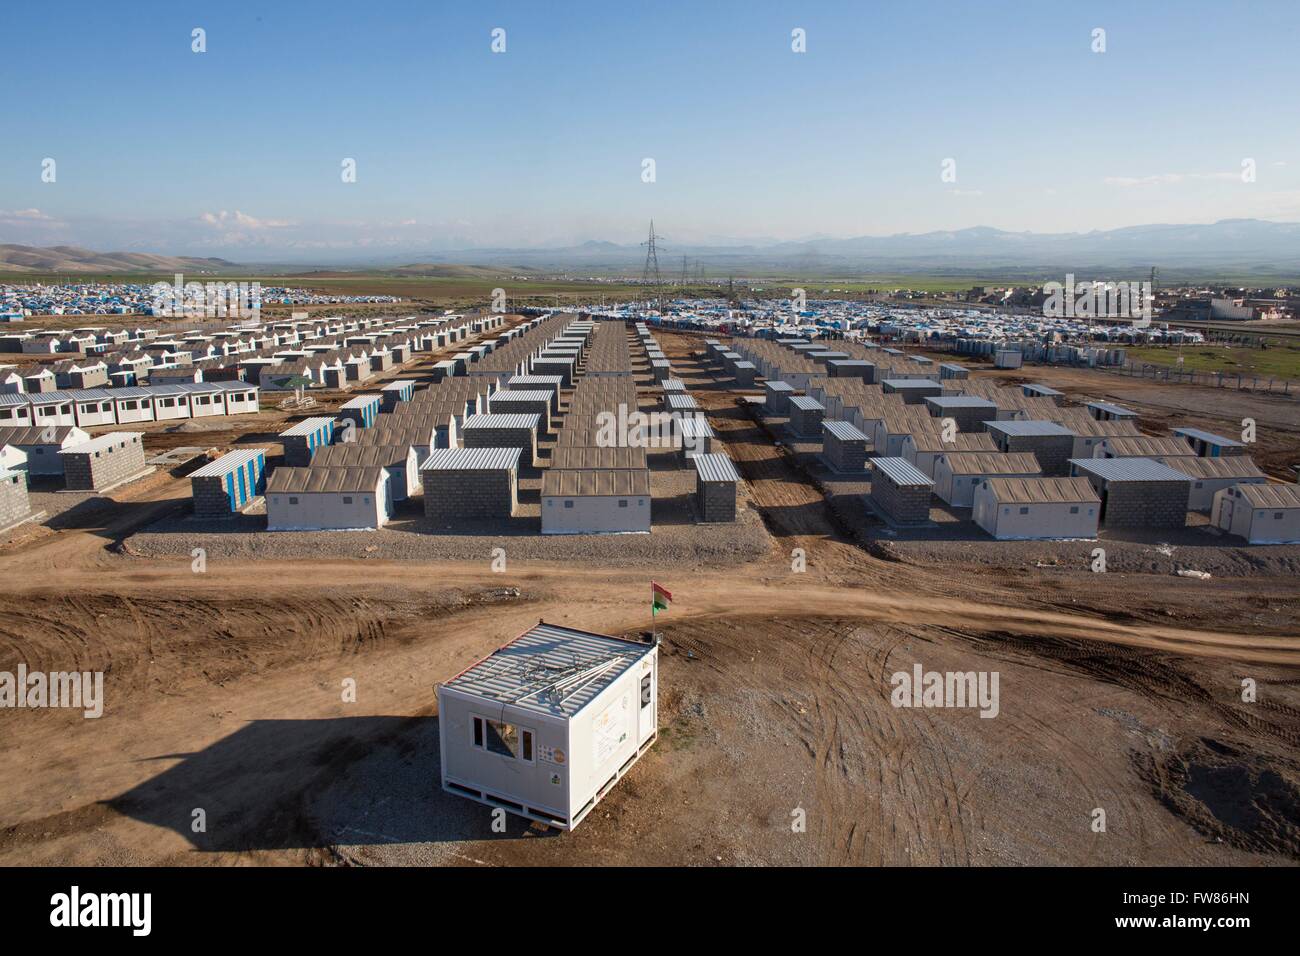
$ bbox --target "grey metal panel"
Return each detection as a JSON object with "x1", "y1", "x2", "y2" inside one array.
[
  {"x1": 872, "y1": 456, "x2": 934, "y2": 487},
  {"x1": 461, "y1": 413, "x2": 542, "y2": 430},
  {"x1": 420, "y1": 447, "x2": 522, "y2": 471},
  {"x1": 443, "y1": 622, "x2": 653, "y2": 718},
  {"x1": 822, "y1": 420, "x2": 869, "y2": 442},
  {"x1": 986, "y1": 419, "x2": 1074, "y2": 437},
  {"x1": 1069, "y1": 457, "x2": 1193, "y2": 482},
  {"x1": 693, "y1": 453, "x2": 740, "y2": 483}
]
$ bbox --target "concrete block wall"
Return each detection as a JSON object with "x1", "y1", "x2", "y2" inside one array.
[
  {"x1": 871, "y1": 476, "x2": 931, "y2": 525},
  {"x1": 192, "y1": 475, "x2": 237, "y2": 516},
  {"x1": 1101, "y1": 481, "x2": 1188, "y2": 529},
  {"x1": 0, "y1": 472, "x2": 32, "y2": 529},
  {"x1": 62, "y1": 436, "x2": 148, "y2": 491},
  {"x1": 488, "y1": 399, "x2": 552, "y2": 435},
  {"x1": 422, "y1": 468, "x2": 517, "y2": 520},
  {"x1": 696, "y1": 479, "x2": 736, "y2": 522},
  {"x1": 461, "y1": 425, "x2": 539, "y2": 467},
  {"x1": 789, "y1": 403, "x2": 824, "y2": 437},
  {"x1": 823, "y1": 430, "x2": 867, "y2": 473},
  {"x1": 1005, "y1": 433, "x2": 1075, "y2": 477},
  {"x1": 281, "y1": 435, "x2": 317, "y2": 467}
]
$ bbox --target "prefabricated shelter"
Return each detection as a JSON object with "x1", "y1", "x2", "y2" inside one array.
[
  {"x1": 821, "y1": 420, "x2": 869, "y2": 474},
  {"x1": 460, "y1": 413, "x2": 541, "y2": 467},
  {"x1": 972, "y1": 477, "x2": 1100, "y2": 540},
  {"x1": 190, "y1": 448, "x2": 269, "y2": 516},
  {"x1": 0, "y1": 394, "x2": 34, "y2": 428},
  {"x1": 487, "y1": 390, "x2": 554, "y2": 435},
  {"x1": 1212, "y1": 483, "x2": 1300, "y2": 544},
  {"x1": 541, "y1": 468, "x2": 651, "y2": 534},
  {"x1": 1171, "y1": 427, "x2": 1246, "y2": 458},
  {"x1": 1021, "y1": 383, "x2": 1064, "y2": 404},
  {"x1": 693, "y1": 452, "x2": 740, "y2": 523},
  {"x1": 994, "y1": 349, "x2": 1023, "y2": 369},
  {"x1": 437, "y1": 621, "x2": 658, "y2": 831},
  {"x1": 1171, "y1": 456, "x2": 1268, "y2": 512},
  {"x1": 1068, "y1": 457, "x2": 1191, "y2": 529},
  {"x1": 826, "y1": 360, "x2": 876, "y2": 383},
  {"x1": 59, "y1": 432, "x2": 149, "y2": 491},
  {"x1": 1096, "y1": 436, "x2": 1196, "y2": 462},
  {"x1": 787, "y1": 396, "x2": 825, "y2": 438},
  {"x1": 0, "y1": 443, "x2": 27, "y2": 477},
  {"x1": 676, "y1": 415, "x2": 714, "y2": 459},
  {"x1": 900, "y1": 430, "x2": 997, "y2": 478},
  {"x1": 882, "y1": 379, "x2": 943, "y2": 404},
  {"x1": 984, "y1": 420, "x2": 1077, "y2": 476},
  {"x1": 311, "y1": 443, "x2": 420, "y2": 501},
  {"x1": 0, "y1": 425, "x2": 90, "y2": 476},
  {"x1": 933, "y1": 452, "x2": 1041, "y2": 507},
  {"x1": 764, "y1": 380, "x2": 796, "y2": 415},
  {"x1": 925, "y1": 396, "x2": 999, "y2": 433},
  {"x1": 265, "y1": 465, "x2": 390, "y2": 530},
  {"x1": 0, "y1": 469, "x2": 33, "y2": 531},
  {"x1": 339, "y1": 394, "x2": 382, "y2": 430},
  {"x1": 279, "y1": 417, "x2": 336, "y2": 467},
  {"x1": 420, "y1": 447, "x2": 521, "y2": 522},
  {"x1": 868, "y1": 457, "x2": 933, "y2": 525},
  {"x1": 380, "y1": 379, "x2": 416, "y2": 411},
  {"x1": 1086, "y1": 401, "x2": 1139, "y2": 422}
]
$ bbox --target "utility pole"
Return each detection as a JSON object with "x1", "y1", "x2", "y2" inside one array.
[{"x1": 640, "y1": 220, "x2": 663, "y2": 299}]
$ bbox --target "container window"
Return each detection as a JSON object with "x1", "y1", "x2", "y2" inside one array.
[
  {"x1": 343, "y1": 496, "x2": 353, "y2": 505},
  {"x1": 485, "y1": 720, "x2": 518, "y2": 758},
  {"x1": 472, "y1": 716, "x2": 483, "y2": 748},
  {"x1": 521, "y1": 729, "x2": 534, "y2": 762},
  {"x1": 641, "y1": 673, "x2": 652, "y2": 708}
]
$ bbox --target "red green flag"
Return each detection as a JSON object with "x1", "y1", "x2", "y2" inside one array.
[{"x1": 651, "y1": 582, "x2": 672, "y2": 616}]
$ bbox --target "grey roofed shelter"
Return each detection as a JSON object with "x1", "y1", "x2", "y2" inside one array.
[
  {"x1": 1069, "y1": 456, "x2": 1191, "y2": 529},
  {"x1": 869, "y1": 456, "x2": 933, "y2": 526},
  {"x1": 821, "y1": 419, "x2": 869, "y2": 474},
  {"x1": 549, "y1": 446, "x2": 648, "y2": 470},
  {"x1": 694, "y1": 452, "x2": 740, "y2": 523},
  {"x1": 437, "y1": 621, "x2": 658, "y2": 831},
  {"x1": 420, "y1": 446, "x2": 522, "y2": 521}
]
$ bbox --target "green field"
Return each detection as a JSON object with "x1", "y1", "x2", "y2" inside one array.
[{"x1": 1124, "y1": 344, "x2": 1300, "y2": 380}]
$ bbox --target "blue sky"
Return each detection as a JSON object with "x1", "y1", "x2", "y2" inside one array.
[{"x1": 1, "y1": 0, "x2": 1297, "y2": 260}]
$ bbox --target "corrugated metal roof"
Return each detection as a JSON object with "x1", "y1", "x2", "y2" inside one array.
[
  {"x1": 1086, "y1": 401, "x2": 1138, "y2": 416},
  {"x1": 60, "y1": 432, "x2": 144, "y2": 456},
  {"x1": 541, "y1": 468, "x2": 650, "y2": 497},
  {"x1": 984, "y1": 477, "x2": 1100, "y2": 504},
  {"x1": 279, "y1": 416, "x2": 337, "y2": 437},
  {"x1": 420, "y1": 447, "x2": 522, "y2": 471},
  {"x1": 0, "y1": 425, "x2": 85, "y2": 445},
  {"x1": 1232, "y1": 483, "x2": 1300, "y2": 509},
  {"x1": 678, "y1": 416, "x2": 714, "y2": 438},
  {"x1": 442, "y1": 622, "x2": 654, "y2": 718},
  {"x1": 789, "y1": 396, "x2": 825, "y2": 411},
  {"x1": 1069, "y1": 457, "x2": 1192, "y2": 482},
  {"x1": 871, "y1": 457, "x2": 933, "y2": 487},
  {"x1": 693, "y1": 453, "x2": 740, "y2": 483},
  {"x1": 266, "y1": 465, "x2": 384, "y2": 494},
  {"x1": 765, "y1": 381, "x2": 795, "y2": 393},
  {"x1": 882, "y1": 379, "x2": 941, "y2": 389},
  {"x1": 1172, "y1": 426, "x2": 1244, "y2": 448},
  {"x1": 823, "y1": 419, "x2": 868, "y2": 442},
  {"x1": 925, "y1": 396, "x2": 998, "y2": 409},
  {"x1": 549, "y1": 446, "x2": 648, "y2": 470},
  {"x1": 489, "y1": 390, "x2": 553, "y2": 403},
  {"x1": 461, "y1": 413, "x2": 541, "y2": 431},
  {"x1": 310, "y1": 444, "x2": 411, "y2": 468},
  {"x1": 986, "y1": 419, "x2": 1074, "y2": 437},
  {"x1": 189, "y1": 448, "x2": 269, "y2": 478},
  {"x1": 938, "y1": 452, "x2": 1041, "y2": 475},
  {"x1": 380, "y1": 379, "x2": 416, "y2": 391},
  {"x1": 1168, "y1": 456, "x2": 1265, "y2": 479},
  {"x1": 1102, "y1": 436, "x2": 1196, "y2": 458},
  {"x1": 906, "y1": 431, "x2": 997, "y2": 453},
  {"x1": 340, "y1": 394, "x2": 382, "y2": 409},
  {"x1": 665, "y1": 394, "x2": 699, "y2": 410}
]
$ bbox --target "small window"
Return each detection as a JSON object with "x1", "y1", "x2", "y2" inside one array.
[
  {"x1": 1275, "y1": 512, "x2": 1284, "y2": 520},
  {"x1": 641, "y1": 673, "x2": 652, "y2": 708},
  {"x1": 472, "y1": 716, "x2": 483, "y2": 748},
  {"x1": 564, "y1": 500, "x2": 574, "y2": 509},
  {"x1": 521, "y1": 729, "x2": 534, "y2": 762},
  {"x1": 1019, "y1": 507, "x2": 1029, "y2": 515},
  {"x1": 289, "y1": 496, "x2": 299, "y2": 505},
  {"x1": 618, "y1": 499, "x2": 628, "y2": 508},
  {"x1": 343, "y1": 496, "x2": 353, "y2": 504},
  {"x1": 1069, "y1": 505, "x2": 1079, "y2": 514},
  {"x1": 484, "y1": 720, "x2": 518, "y2": 758}
]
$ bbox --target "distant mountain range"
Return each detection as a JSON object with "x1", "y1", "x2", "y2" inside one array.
[
  {"x1": 395, "y1": 220, "x2": 1300, "y2": 277},
  {"x1": 3, "y1": 220, "x2": 1299, "y2": 278},
  {"x1": 0, "y1": 244, "x2": 236, "y2": 274}
]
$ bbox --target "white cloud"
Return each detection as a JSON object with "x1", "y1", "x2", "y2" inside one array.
[{"x1": 1103, "y1": 171, "x2": 1240, "y2": 187}]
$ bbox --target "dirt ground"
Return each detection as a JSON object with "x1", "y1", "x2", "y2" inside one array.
[{"x1": 0, "y1": 328, "x2": 1297, "y2": 867}]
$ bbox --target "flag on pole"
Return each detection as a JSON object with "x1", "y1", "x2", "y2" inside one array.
[{"x1": 651, "y1": 582, "x2": 672, "y2": 616}]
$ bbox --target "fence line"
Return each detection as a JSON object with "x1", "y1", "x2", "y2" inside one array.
[{"x1": 1105, "y1": 362, "x2": 1296, "y2": 397}]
